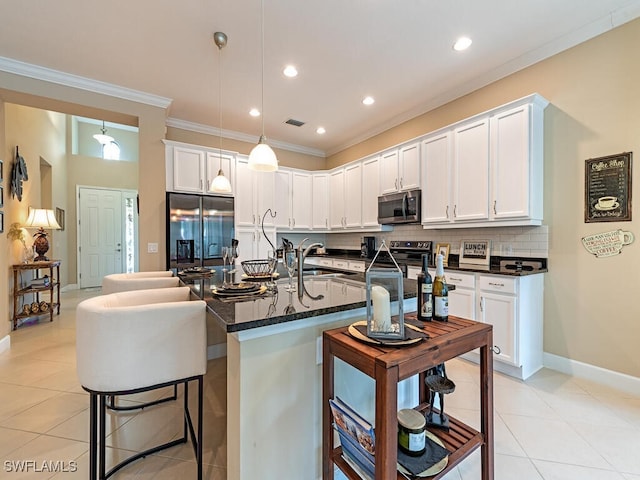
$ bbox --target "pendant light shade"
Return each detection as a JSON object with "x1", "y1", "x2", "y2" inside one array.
[
  {"x1": 93, "y1": 121, "x2": 114, "y2": 145},
  {"x1": 248, "y1": 0, "x2": 278, "y2": 172},
  {"x1": 249, "y1": 135, "x2": 278, "y2": 171},
  {"x1": 209, "y1": 31, "x2": 233, "y2": 193}
]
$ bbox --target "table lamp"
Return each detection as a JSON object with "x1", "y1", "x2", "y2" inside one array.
[{"x1": 24, "y1": 207, "x2": 61, "y2": 261}]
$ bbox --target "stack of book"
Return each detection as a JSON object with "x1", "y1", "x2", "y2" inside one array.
[{"x1": 329, "y1": 397, "x2": 375, "y2": 480}]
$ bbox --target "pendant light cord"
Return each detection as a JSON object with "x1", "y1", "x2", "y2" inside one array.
[
  {"x1": 260, "y1": 0, "x2": 265, "y2": 138},
  {"x1": 219, "y1": 40, "x2": 223, "y2": 170}
]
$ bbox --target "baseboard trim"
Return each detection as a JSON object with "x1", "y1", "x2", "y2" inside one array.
[
  {"x1": 544, "y1": 352, "x2": 640, "y2": 396},
  {"x1": 61, "y1": 284, "x2": 78, "y2": 292},
  {"x1": 0, "y1": 335, "x2": 10, "y2": 354},
  {"x1": 207, "y1": 343, "x2": 227, "y2": 360}
]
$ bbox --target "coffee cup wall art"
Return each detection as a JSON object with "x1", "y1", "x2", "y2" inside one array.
[{"x1": 585, "y1": 152, "x2": 632, "y2": 223}]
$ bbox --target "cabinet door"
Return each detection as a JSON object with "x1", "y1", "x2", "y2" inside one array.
[
  {"x1": 449, "y1": 288, "x2": 476, "y2": 320},
  {"x1": 361, "y1": 157, "x2": 380, "y2": 227},
  {"x1": 399, "y1": 142, "x2": 420, "y2": 191},
  {"x1": 256, "y1": 171, "x2": 275, "y2": 226},
  {"x1": 256, "y1": 226, "x2": 277, "y2": 259},
  {"x1": 329, "y1": 169, "x2": 345, "y2": 228},
  {"x1": 173, "y1": 146, "x2": 205, "y2": 193},
  {"x1": 235, "y1": 159, "x2": 257, "y2": 227},
  {"x1": 274, "y1": 170, "x2": 292, "y2": 229},
  {"x1": 453, "y1": 119, "x2": 490, "y2": 221},
  {"x1": 312, "y1": 174, "x2": 330, "y2": 229},
  {"x1": 344, "y1": 163, "x2": 362, "y2": 228},
  {"x1": 291, "y1": 171, "x2": 312, "y2": 229},
  {"x1": 490, "y1": 104, "x2": 531, "y2": 220},
  {"x1": 380, "y1": 149, "x2": 399, "y2": 194},
  {"x1": 206, "y1": 152, "x2": 235, "y2": 195},
  {"x1": 235, "y1": 228, "x2": 258, "y2": 264},
  {"x1": 422, "y1": 133, "x2": 451, "y2": 224},
  {"x1": 479, "y1": 292, "x2": 517, "y2": 366}
]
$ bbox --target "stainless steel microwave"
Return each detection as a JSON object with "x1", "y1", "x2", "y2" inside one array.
[{"x1": 377, "y1": 189, "x2": 421, "y2": 224}]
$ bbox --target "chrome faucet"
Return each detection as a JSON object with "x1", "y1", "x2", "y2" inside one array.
[{"x1": 297, "y1": 237, "x2": 324, "y2": 294}]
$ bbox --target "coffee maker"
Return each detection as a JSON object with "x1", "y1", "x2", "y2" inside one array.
[{"x1": 361, "y1": 236, "x2": 376, "y2": 258}]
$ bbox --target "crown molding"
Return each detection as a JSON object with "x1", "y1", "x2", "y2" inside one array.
[
  {"x1": 166, "y1": 117, "x2": 326, "y2": 158},
  {"x1": 0, "y1": 56, "x2": 172, "y2": 109}
]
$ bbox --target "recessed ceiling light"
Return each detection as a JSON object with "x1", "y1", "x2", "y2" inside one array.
[
  {"x1": 283, "y1": 65, "x2": 298, "y2": 78},
  {"x1": 453, "y1": 37, "x2": 472, "y2": 51},
  {"x1": 316, "y1": 127, "x2": 326, "y2": 134},
  {"x1": 362, "y1": 96, "x2": 375, "y2": 106},
  {"x1": 249, "y1": 108, "x2": 260, "y2": 117}
]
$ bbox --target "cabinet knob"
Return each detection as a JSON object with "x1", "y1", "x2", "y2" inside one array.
[
  {"x1": 395, "y1": 178, "x2": 398, "y2": 189},
  {"x1": 491, "y1": 345, "x2": 502, "y2": 355},
  {"x1": 454, "y1": 205, "x2": 457, "y2": 218},
  {"x1": 446, "y1": 205, "x2": 449, "y2": 219},
  {"x1": 400, "y1": 178, "x2": 403, "y2": 189},
  {"x1": 493, "y1": 200, "x2": 497, "y2": 215}
]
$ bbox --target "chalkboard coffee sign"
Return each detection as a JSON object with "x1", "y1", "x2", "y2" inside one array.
[{"x1": 585, "y1": 152, "x2": 632, "y2": 223}]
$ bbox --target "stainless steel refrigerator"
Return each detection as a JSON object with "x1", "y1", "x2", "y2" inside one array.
[{"x1": 166, "y1": 192, "x2": 235, "y2": 271}]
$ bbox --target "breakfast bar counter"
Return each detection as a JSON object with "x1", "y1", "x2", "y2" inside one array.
[{"x1": 181, "y1": 269, "x2": 419, "y2": 479}]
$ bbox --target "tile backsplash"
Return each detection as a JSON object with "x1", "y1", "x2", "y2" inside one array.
[{"x1": 322, "y1": 224, "x2": 549, "y2": 258}]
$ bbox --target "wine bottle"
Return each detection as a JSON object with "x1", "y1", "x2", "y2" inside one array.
[
  {"x1": 433, "y1": 253, "x2": 449, "y2": 322},
  {"x1": 416, "y1": 254, "x2": 433, "y2": 322}
]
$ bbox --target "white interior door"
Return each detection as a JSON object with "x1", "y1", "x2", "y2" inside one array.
[{"x1": 78, "y1": 187, "x2": 123, "y2": 288}]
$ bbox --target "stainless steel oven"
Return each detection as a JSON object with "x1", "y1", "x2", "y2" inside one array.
[{"x1": 377, "y1": 189, "x2": 421, "y2": 225}]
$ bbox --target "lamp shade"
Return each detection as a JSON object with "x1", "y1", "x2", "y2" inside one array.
[
  {"x1": 210, "y1": 169, "x2": 232, "y2": 193},
  {"x1": 248, "y1": 135, "x2": 278, "y2": 172},
  {"x1": 24, "y1": 208, "x2": 61, "y2": 230}
]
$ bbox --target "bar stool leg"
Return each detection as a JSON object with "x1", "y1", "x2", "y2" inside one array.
[{"x1": 89, "y1": 393, "x2": 97, "y2": 480}]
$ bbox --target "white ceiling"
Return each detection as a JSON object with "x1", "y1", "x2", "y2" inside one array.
[{"x1": 1, "y1": 0, "x2": 640, "y2": 157}]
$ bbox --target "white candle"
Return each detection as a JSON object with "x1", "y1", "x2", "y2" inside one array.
[{"x1": 371, "y1": 285, "x2": 391, "y2": 332}]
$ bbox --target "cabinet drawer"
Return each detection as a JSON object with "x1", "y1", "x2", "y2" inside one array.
[
  {"x1": 317, "y1": 258, "x2": 333, "y2": 268},
  {"x1": 445, "y1": 271, "x2": 475, "y2": 289},
  {"x1": 332, "y1": 260, "x2": 349, "y2": 270},
  {"x1": 348, "y1": 261, "x2": 365, "y2": 272},
  {"x1": 479, "y1": 275, "x2": 517, "y2": 294}
]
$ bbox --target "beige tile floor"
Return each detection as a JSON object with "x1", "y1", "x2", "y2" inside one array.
[{"x1": 2, "y1": 289, "x2": 640, "y2": 479}]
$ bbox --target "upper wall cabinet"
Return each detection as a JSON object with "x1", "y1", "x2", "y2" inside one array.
[
  {"x1": 380, "y1": 142, "x2": 421, "y2": 194},
  {"x1": 361, "y1": 156, "x2": 380, "y2": 227},
  {"x1": 165, "y1": 140, "x2": 235, "y2": 196},
  {"x1": 421, "y1": 94, "x2": 548, "y2": 228},
  {"x1": 312, "y1": 173, "x2": 330, "y2": 230},
  {"x1": 274, "y1": 168, "x2": 313, "y2": 230},
  {"x1": 235, "y1": 155, "x2": 275, "y2": 228}
]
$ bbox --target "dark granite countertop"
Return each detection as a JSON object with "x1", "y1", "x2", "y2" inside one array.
[
  {"x1": 309, "y1": 250, "x2": 548, "y2": 276},
  {"x1": 181, "y1": 267, "x2": 418, "y2": 333}
]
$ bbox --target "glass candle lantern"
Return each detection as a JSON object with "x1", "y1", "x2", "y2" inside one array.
[{"x1": 365, "y1": 240, "x2": 405, "y2": 340}]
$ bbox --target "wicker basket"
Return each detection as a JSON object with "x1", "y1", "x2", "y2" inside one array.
[{"x1": 241, "y1": 258, "x2": 277, "y2": 277}]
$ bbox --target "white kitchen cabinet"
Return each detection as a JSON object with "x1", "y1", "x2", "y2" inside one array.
[
  {"x1": 312, "y1": 173, "x2": 330, "y2": 230},
  {"x1": 452, "y1": 118, "x2": 490, "y2": 222},
  {"x1": 330, "y1": 164, "x2": 362, "y2": 229},
  {"x1": 445, "y1": 270, "x2": 476, "y2": 320},
  {"x1": 235, "y1": 226, "x2": 276, "y2": 265},
  {"x1": 165, "y1": 141, "x2": 235, "y2": 196},
  {"x1": 344, "y1": 163, "x2": 363, "y2": 228},
  {"x1": 206, "y1": 152, "x2": 235, "y2": 195},
  {"x1": 380, "y1": 142, "x2": 420, "y2": 195},
  {"x1": 470, "y1": 273, "x2": 544, "y2": 380},
  {"x1": 361, "y1": 156, "x2": 380, "y2": 227},
  {"x1": 235, "y1": 155, "x2": 275, "y2": 228},
  {"x1": 490, "y1": 98, "x2": 546, "y2": 223},
  {"x1": 422, "y1": 94, "x2": 548, "y2": 229},
  {"x1": 291, "y1": 171, "x2": 313, "y2": 229},
  {"x1": 329, "y1": 169, "x2": 345, "y2": 229},
  {"x1": 421, "y1": 132, "x2": 452, "y2": 224},
  {"x1": 273, "y1": 169, "x2": 312, "y2": 230}
]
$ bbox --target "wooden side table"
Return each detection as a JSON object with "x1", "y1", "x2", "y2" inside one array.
[
  {"x1": 322, "y1": 315, "x2": 494, "y2": 480},
  {"x1": 12, "y1": 260, "x2": 61, "y2": 330}
]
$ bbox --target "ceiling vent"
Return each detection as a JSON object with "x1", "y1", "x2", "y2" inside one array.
[{"x1": 285, "y1": 118, "x2": 305, "y2": 127}]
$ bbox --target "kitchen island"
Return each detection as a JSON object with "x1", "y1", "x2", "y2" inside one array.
[{"x1": 182, "y1": 269, "x2": 418, "y2": 480}]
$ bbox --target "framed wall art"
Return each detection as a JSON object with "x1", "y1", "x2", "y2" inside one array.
[
  {"x1": 585, "y1": 152, "x2": 632, "y2": 223},
  {"x1": 0, "y1": 211, "x2": 3, "y2": 234},
  {"x1": 435, "y1": 243, "x2": 450, "y2": 266},
  {"x1": 55, "y1": 207, "x2": 65, "y2": 231},
  {"x1": 0, "y1": 185, "x2": 3, "y2": 208}
]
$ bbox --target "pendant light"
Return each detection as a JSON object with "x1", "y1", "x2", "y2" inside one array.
[
  {"x1": 248, "y1": 0, "x2": 278, "y2": 172},
  {"x1": 210, "y1": 31, "x2": 233, "y2": 193},
  {"x1": 93, "y1": 121, "x2": 114, "y2": 145}
]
